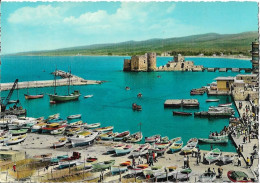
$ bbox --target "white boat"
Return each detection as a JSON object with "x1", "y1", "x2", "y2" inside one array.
[
  {"x1": 5, "y1": 134, "x2": 27, "y2": 145},
  {"x1": 0, "y1": 133, "x2": 12, "y2": 143},
  {"x1": 209, "y1": 133, "x2": 229, "y2": 139},
  {"x1": 31, "y1": 122, "x2": 47, "y2": 133},
  {"x1": 48, "y1": 113, "x2": 60, "y2": 120},
  {"x1": 125, "y1": 132, "x2": 143, "y2": 143},
  {"x1": 9, "y1": 117, "x2": 38, "y2": 130},
  {"x1": 67, "y1": 114, "x2": 82, "y2": 119},
  {"x1": 174, "y1": 169, "x2": 192, "y2": 181},
  {"x1": 145, "y1": 134, "x2": 161, "y2": 143},
  {"x1": 199, "y1": 172, "x2": 217, "y2": 182},
  {"x1": 99, "y1": 132, "x2": 118, "y2": 140},
  {"x1": 94, "y1": 126, "x2": 114, "y2": 133},
  {"x1": 67, "y1": 120, "x2": 83, "y2": 127},
  {"x1": 206, "y1": 99, "x2": 220, "y2": 102},
  {"x1": 128, "y1": 164, "x2": 149, "y2": 175},
  {"x1": 218, "y1": 103, "x2": 232, "y2": 107},
  {"x1": 70, "y1": 131, "x2": 99, "y2": 147},
  {"x1": 131, "y1": 143, "x2": 151, "y2": 157},
  {"x1": 107, "y1": 144, "x2": 125, "y2": 154},
  {"x1": 143, "y1": 166, "x2": 164, "y2": 177},
  {"x1": 53, "y1": 137, "x2": 67, "y2": 148},
  {"x1": 84, "y1": 95, "x2": 93, "y2": 98},
  {"x1": 50, "y1": 126, "x2": 66, "y2": 135},
  {"x1": 219, "y1": 154, "x2": 234, "y2": 164},
  {"x1": 114, "y1": 144, "x2": 133, "y2": 155},
  {"x1": 83, "y1": 123, "x2": 101, "y2": 129},
  {"x1": 181, "y1": 142, "x2": 197, "y2": 154},
  {"x1": 205, "y1": 148, "x2": 222, "y2": 164}
]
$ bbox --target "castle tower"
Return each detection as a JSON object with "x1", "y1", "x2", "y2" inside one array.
[
  {"x1": 147, "y1": 52, "x2": 157, "y2": 71},
  {"x1": 251, "y1": 41, "x2": 259, "y2": 74}
]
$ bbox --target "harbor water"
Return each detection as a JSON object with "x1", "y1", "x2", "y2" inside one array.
[{"x1": 1, "y1": 56, "x2": 252, "y2": 152}]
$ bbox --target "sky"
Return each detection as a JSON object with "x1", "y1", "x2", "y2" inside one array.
[{"x1": 1, "y1": 1, "x2": 259, "y2": 54}]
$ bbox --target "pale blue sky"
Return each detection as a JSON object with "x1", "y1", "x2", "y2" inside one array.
[{"x1": 1, "y1": 1, "x2": 259, "y2": 54}]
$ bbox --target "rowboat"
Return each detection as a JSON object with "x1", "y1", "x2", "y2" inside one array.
[
  {"x1": 111, "y1": 166, "x2": 128, "y2": 175},
  {"x1": 33, "y1": 153, "x2": 52, "y2": 160},
  {"x1": 58, "y1": 159, "x2": 81, "y2": 169},
  {"x1": 190, "y1": 91, "x2": 204, "y2": 95},
  {"x1": 49, "y1": 90, "x2": 81, "y2": 103},
  {"x1": 173, "y1": 111, "x2": 192, "y2": 116},
  {"x1": 219, "y1": 155, "x2": 234, "y2": 164},
  {"x1": 51, "y1": 155, "x2": 69, "y2": 164},
  {"x1": 94, "y1": 126, "x2": 114, "y2": 133},
  {"x1": 156, "y1": 166, "x2": 178, "y2": 180},
  {"x1": 218, "y1": 103, "x2": 232, "y2": 107},
  {"x1": 42, "y1": 123, "x2": 67, "y2": 134},
  {"x1": 113, "y1": 131, "x2": 130, "y2": 141},
  {"x1": 53, "y1": 137, "x2": 67, "y2": 148},
  {"x1": 174, "y1": 168, "x2": 192, "y2": 181},
  {"x1": 84, "y1": 95, "x2": 93, "y2": 98},
  {"x1": 47, "y1": 118, "x2": 67, "y2": 124},
  {"x1": 156, "y1": 136, "x2": 169, "y2": 145},
  {"x1": 227, "y1": 171, "x2": 253, "y2": 182},
  {"x1": 67, "y1": 120, "x2": 83, "y2": 127},
  {"x1": 125, "y1": 132, "x2": 142, "y2": 143},
  {"x1": 31, "y1": 122, "x2": 47, "y2": 133},
  {"x1": 47, "y1": 113, "x2": 60, "y2": 120},
  {"x1": 206, "y1": 99, "x2": 220, "y2": 102},
  {"x1": 8, "y1": 100, "x2": 19, "y2": 104},
  {"x1": 9, "y1": 129, "x2": 28, "y2": 135},
  {"x1": 0, "y1": 133, "x2": 12, "y2": 143},
  {"x1": 5, "y1": 134, "x2": 27, "y2": 145},
  {"x1": 205, "y1": 148, "x2": 222, "y2": 164},
  {"x1": 83, "y1": 123, "x2": 101, "y2": 129},
  {"x1": 187, "y1": 138, "x2": 198, "y2": 144},
  {"x1": 115, "y1": 144, "x2": 133, "y2": 155},
  {"x1": 198, "y1": 138, "x2": 228, "y2": 144},
  {"x1": 199, "y1": 171, "x2": 217, "y2": 182},
  {"x1": 99, "y1": 132, "x2": 118, "y2": 140},
  {"x1": 143, "y1": 166, "x2": 164, "y2": 177},
  {"x1": 209, "y1": 133, "x2": 229, "y2": 139},
  {"x1": 149, "y1": 145, "x2": 168, "y2": 155},
  {"x1": 86, "y1": 157, "x2": 98, "y2": 162},
  {"x1": 170, "y1": 140, "x2": 183, "y2": 153},
  {"x1": 120, "y1": 161, "x2": 131, "y2": 166},
  {"x1": 181, "y1": 142, "x2": 197, "y2": 154},
  {"x1": 24, "y1": 93, "x2": 44, "y2": 100},
  {"x1": 145, "y1": 134, "x2": 161, "y2": 143},
  {"x1": 50, "y1": 126, "x2": 66, "y2": 135},
  {"x1": 107, "y1": 144, "x2": 125, "y2": 154},
  {"x1": 128, "y1": 164, "x2": 149, "y2": 175},
  {"x1": 67, "y1": 114, "x2": 82, "y2": 119},
  {"x1": 92, "y1": 160, "x2": 115, "y2": 170},
  {"x1": 70, "y1": 131, "x2": 99, "y2": 147},
  {"x1": 65, "y1": 126, "x2": 82, "y2": 136},
  {"x1": 131, "y1": 143, "x2": 151, "y2": 157},
  {"x1": 132, "y1": 103, "x2": 142, "y2": 111}
]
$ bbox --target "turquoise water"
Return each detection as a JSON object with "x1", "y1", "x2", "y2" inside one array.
[{"x1": 1, "y1": 56, "x2": 252, "y2": 152}]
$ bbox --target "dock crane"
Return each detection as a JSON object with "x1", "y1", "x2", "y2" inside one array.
[{"x1": 1, "y1": 79, "x2": 19, "y2": 112}]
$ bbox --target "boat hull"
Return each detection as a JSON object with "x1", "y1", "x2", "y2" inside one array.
[
  {"x1": 24, "y1": 94, "x2": 44, "y2": 100},
  {"x1": 49, "y1": 94, "x2": 80, "y2": 103}
]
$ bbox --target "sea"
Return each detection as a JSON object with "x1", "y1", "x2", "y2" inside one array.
[{"x1": 1, "y1": 56, "x2": 252, "y2": 152}]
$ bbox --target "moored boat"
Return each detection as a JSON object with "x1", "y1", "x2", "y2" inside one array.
[
  {"x1": 99, "y1": 132, "x2": 118, "y2": 140},
  {"x1": 24, "y1": 93, "x2": 44, "y2": 100},
  {"x1": 5, "y1": 134, "x2": 27, "y2": 145},
  {"x1": 107, "y1": 144, "x2": 125, "y2": 154},
  {"x1": 53, "y1": 137, "x2": 67, "y2": 148},
  {"x1": 31, "y1": 122, "x2": 47, "y2": 133},
  {"x1": 94, "y1": 126, "x2": 114, "y2": 133},
  {"x1": 209, "y1": 133, "x2": 229, "y2": 139},
  {"x1": 67, "y1": 114, "x2": 82, "y2": 119},
  {"x1": 181, "y1": 142, "x2": 197, "y2": 154},
  {"x1": 132, "y1": 103, "x2": 142, "y2": 111},
  {"x1": 206, "y1": 99, "x2": 220, "y2": 102},
  {"x1": 170, "y1": 140, "x2": 183, "y2": 153},
  {"x1": 92, "y1": 160, "x2": 115, "y2": 170},
  {"x1": 50, "y1": 126, "x2": 66, "y2": 135},
  {"x1": 84, "y1": 95, "x2": 93, "y2": 98},
  {"x1": 125, "y1": 132, "x2": 142, "y2": 143},
  {"x1": 218, "y1": 103, "x2": 232, "y2": 107},
  {"x1": 220, "y1": 155, "x2": 234, "y2": 164},
  {"x1": 42, "y1": 123, "x2": 67, "y2": 134},
  {"x1": 83, "y1": 122, "x2": 101, "y2": 129},
  {"x1": 145, "y1": 134, "x2": 161, "y2": 143},
  {"x1": 65, "y1": 126, "x2": 82, "y2": 136},
  {"x1": 67, "y1": 120, "x2": 83, "y2": 127},
  {"x1": 205, "y1": 148, "x2": 222, "y2": 164},
  {"x1": 173, "y1": 111, "x2": 192, "y2": 116},
  {"x1": 128, "y1": 164, "x2": 149, "y2": 175},
  {"x1": 9, "y1": 129, "x2": 28, "y2": 135},
  {"x1": 198, "y1": 138, "x2": 228, "y2": 144},
  {"x1": 131, "y1": 143, "x2": 151, "y2": 157},
  {"x1": 47, "y1": 113, "x2": 60, "y2": 120},
  {"x1": 114, "y1": 131, "x2": 130, "y2": 141}
]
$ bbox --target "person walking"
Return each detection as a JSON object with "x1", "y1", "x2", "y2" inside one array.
[
  {"x1": 250, "y1": 155, "x2": 254, "y2": 166},
  {"x1": 246, "y1": 157, "x2": 250, "y2": 168},
  {"x1": 13, "y1": 164, "x2": 16, "y2": 172},
  {"x1": 237, "y1": 157, "x2": 241, "y2": 166},
  {"x1": 183, "y1": 155, "x2": 187, "y2": 168},
  {"x1": 187, "y1": 156, "x2": 190, "y2": 168}
]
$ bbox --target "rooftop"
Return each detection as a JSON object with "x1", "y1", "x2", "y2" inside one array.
[{"x1": 215, "y1": 76, "x2": 235, "y2": 81}]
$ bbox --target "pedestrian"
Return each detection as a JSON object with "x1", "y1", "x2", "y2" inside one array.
[
  {"x1": 238, "y1": 157, "x2": 241, "y2": 166},
  {"x1": 13, "y1": 164, "x2": 16, "y2": 172},
  {"x1": 199, "y1": 152, "x2": 201, "y2": 163},
  {"x1": 187, "y1": 156, "x2": 190, "y2": 168},
  {"x1": 132, "y1": 157, "x2": 136, "y2": 167},
  {"x1": 241, "y1": 145, "x2": 243, "y2": 152},
  {"x1": 150, "y1": 155, "x2": 154, "y2": 166},
  {"x1": 210, "y1": 144, "x2": 213, "y2": 150},
  {"x1": 243, "y1": 136, "x2": 246, "y2": 143},
  {"x1": 213, "y1": 168, "x2": 216, "y2": 174},
  {"x1": 184, "y1": 155, "x2": 187, "y2": 168},
  {"x1": 46, "y1": 165, "x2": 49, "y2": 171},
  {"x1": 146, "y1": 153, "x2": 149, "y2": 164},
  {"x1": 246, "y1": 157, "x2": 250, "y2": 168},
  {"x1": 250, "y1": 155, "x2": 254, "y2": 166},
  {"x1": 208, "y1": 167, "x2": 211, "y2": 173}
]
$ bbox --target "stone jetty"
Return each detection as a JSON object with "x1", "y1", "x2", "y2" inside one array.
[
  {"x1": 0, "y1": 70, "x2": 103, "y2": 91},
  {"x1": 164, "y1": 99, "x2": 199, "y2": 108}
]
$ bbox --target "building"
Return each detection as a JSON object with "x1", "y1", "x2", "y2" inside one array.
[
  {"x1": 0, "y1": 150, "x2": 25, "y2": 162},
  {"x1": 236, "y1": 74, "x2": 258, "y2": 84},
  {"x1": 215, "y1": 76, "x2": 235, "y2": 92},
  {"x1": 123, "y1": 52, "x2": 157, "y2": 71},
  {"x1": 251, "y1": 41, "x2": 259, "y2": 74}
]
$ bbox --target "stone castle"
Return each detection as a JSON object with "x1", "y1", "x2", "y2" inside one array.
[{"x1": 123, "y1": 52, "x2": 157, "y2": 71}]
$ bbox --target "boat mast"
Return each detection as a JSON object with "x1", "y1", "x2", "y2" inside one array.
[
  {"x1": 139, "y1": 122, "x2": 142, "y2": 134},
  {"x1": 54, "y1": 66, "x2": 57, "y2": 95},
  {"x1": 68, "y1": 66, "x2": 71, "y2": 95}
]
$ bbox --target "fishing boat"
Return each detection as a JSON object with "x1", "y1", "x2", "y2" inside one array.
[
  {"x1": 24, "y1": 93, "x2": 44, "y2": 100},
  {"x1": 156, "y1": 136, "x2": 170, "y2": 144},
  {"x1": 206, "y1": 99, "x2": 220, "y2": 102},
  {"x1": 94, "y1": 126, "x2": 114, "y2": 133},
  {"x1": 174, "y1": 168, "x2": 192, "y2": 181},
  {"x1": 131, "y1": 143, "x2": 151, "y2": 157},
  {"x1": 181, "y1": 142, "x2": 197, "y2": 154},
  {"x1": 111, "y1": 166, "x2": 128, "y2": 175},
  {"x1": 199, "y1": 171, "x2": 217, "y2": 182},
  {"x1": 132, "y1": 103, "x2": 142, "y2": 111},
  {"x1": 113, "y1": 131, "x2": 130, "y2": 141},
  {"x1": 137, "y1": 93, "x2": 142, "y2": 98},
  {"x1": 67, "y1": 114, "x2": 81, "y2": 119},
  {"x1": 120, "y1": 161, "x2": 131, "y2": 166},
  {"x1": 205, "y1": 148, "x2": 222, "y2": 164},
  {"x1": 47, "y1": 113, "x2": 60, "y2": 120},
  {"x1": 209, "y1": 133, "x2": 229, "y2": 139},
  {"x1": 92, "y1": 160, "x2": 115, "y2": 170},
  {"x1": 145, "y1": 134, "x2": 161, "y2": 143},
  {"x1": 198, "y1": 138, "x2": 228, "y2": 144},
  {"x1": 8, "y1": 100, "x2": 19, "y2": 104},
  {"x1": 106, "y1": 144, "x2": 125, "y2": 154},
  {"x1": 5, "y1": 134, "x2": 27, "y2": 145},
  {"x1": 115, "y1": 144, "x2": 133, "y2": 156},
  {"x1": 53, "y1": 137, "x2": 67, "y2": 148},
  {"x1": 227, "y1": 171, "x2": 253, "y2": 182},
  {"x1": 190, "y1": 91, "x2": 204, "y2": 95},
  {"x1": 99, "y1": 132, "x2": 118, "y2": 140},
  {"x1": 50, "y1": 126, "x2": 66, "y2": 135},
  {"x1": 173, "y1": 111, "x2": 192, "y2": 116},
  {"x1": 125, "y1": 132, "x2": 142, "y2": 143},
  {"x1": 83, "y1": 122, "x2": 101, "y2": 129},
  {"x1": 31, "y1": 122, "x2": 47, "y2": 133},
  {"x1": 65, "y1": 126, "x2": 82, "y2": 136},
  {"x1": 218, "y1": 103, "x2": 232, "y2": 107},
  {"x1": 149, "y1": 145, "x2": 168, "y2": 156},
  {"x1": 143, "y1": 166, "x2": 164, "y2": 177},
  {"x1": 51, "y1": 155, "x2": 69, "y2": 164},
  {"x1": 49, "y1": 68, "x2": 80, "y2": 103},
  {"x1": 42, "y1": 123, "x2": 67, "y2": 134},
  {"x1": 9, "y1": 129, "x2": 28, "y2": 135},
  {"x1": 58, "y1": 159, "x2": 81, "y2": 169},
  {"x1": 70, "y1": 131, "x2": 99, "y2": 147},
  {"x1": 219, "y1": 155, "x2": 234, "y2": 164},
  {"x1": 170, "y1": 140, "x2": 183, "y2": 153},
  {"x1": 8, "y1": 117, "x2": 37, "y2": 130},
  {"x1": 67, "y1": 120, "x2": 83, "y2": 127},
  {"x1": 84, "y1": 95, "x2": 93, "y2": 98},
  {"x1": 0, "y1": 133, "x2": 12, "y2": 143},
  {"x1": 86, "y1": 157, "x2": 98, "y2": 163},
  {"x1": 128, "y1": 164, "x2": 149, "y2": 175},
  {"x1": 187, "y1": 138, "x2": 198, "y2": 144}
]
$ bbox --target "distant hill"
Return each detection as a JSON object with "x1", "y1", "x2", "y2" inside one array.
[{"x1": 14, "y1": 31, "x2": 258, "y2": 56}]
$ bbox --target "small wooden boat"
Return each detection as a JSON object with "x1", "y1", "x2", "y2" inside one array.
[
  {"x1": 107, "y1": 144, "x2": 125, "y2": 154},
  {"x1": 156, "y1": 136, "x2": 169, "y2": 145},
  {"x1": 206, "y1": 99, "x2": 220, "y2": 102},
  {"x1": 0, "y1": 133, "x2": 12, "y2": 143},
  {"x1": 120, "y1": 161, "x2": 131, "y2": 166},
  {"x1": 156, "y1": 167, "x2": 178, "y2": 180},
  {"x1": 92, "y1": 160, "x2": 115, "y2": 170},
  {"x1": 209, "y1": 133, "x2": 229, "y2": 139},
  {"x1": 31, "y1": 122, "x2": 47, "y2": 133},
  {"x1": 132, "y1": 103, "x2": 142, "y2": 111},
  {"x1": 67, "y1": 114, "x2": 81, "y2": 119},
  {"x1": 125, "y1": 132, "x2": 142, "y2": 143},
  {"x1": 53, "y1": 137, "x2": 67, "y2": 148},
  {"x1": 131, "y1": 143, "x2": 151, "y2": 157},
  {"x1": 42, "y1": 123, "x2": 67, "y2": 134},
  {"x1": 170, "y1": 140, "x2": 183, "y2": 153},
  {"x1": 111, "y1": 166, "x2": 128, "y2": 175},
  {"x1": 199, "y1": 171, "x2": 217, "y2": 182},
  {"x1": 94, "y1": 126, "x2": 114, "y2": 133},
  {"x1": 143, "y1": 166, "x2": 164, "y2": 177},
  {"x1": 181, "y1": 142, "x2": 197, "y2": 154},
  {"x1": 5, "y1": 134, "x2": 27, "y2": 145},
  {"x1": 70, "y1": 131, "x2": 99, "y2": 147},
  {"x1": 149, "y1": 145, "x2": 168, "y2": 155},
  {"x1": 137, "y1": 93, "x2": 142, "y2": 98},
  {"x1": 227, "y1": 171, "x2": 253, "y2": 182},
  {"x1": 9, "y1": 129, "x2": 28, "y2": 135},
  {"x1": 128, "y1": 164, "x2": 148, "y2": 175},
  {"x1": 86, "y1": 157, "x2": 98, "y2": 162},
  {"x1": 99, "y1": 132, "x2": 118, "y2": 140},
  {"x1": 114, "y1": 131, "x2": 130, "y2": 141},
  {"x1": 187, "y1": 138, "x2": 198, "y2": 144},
  {"x1": 58, "y1": 159, "x2": 81, "y2": 169},
  {"x1": 50, "y1": 126, "x2": 66, "y2": 135},
  {"x1": 83, "y1": 122, "x2": 101, "y2": 129},
  {"x1": 47, "y1": 113, "x2": 60, "y2": 120},
  {"x1": 67, "y1": 120, "x2": 83, "y2": 127},
  {"x1": 218, "y1": 103, "x2": 232, "y2": 107},
  {"x1": 173, "y1": 111, "x2": 192, "y2": 116},
  {"x1": 65, "y1": 126, "x2": 82, "y2": 136},
  {"x1": 175, "y1": 168, "x2": 192, "y2": 181},
  {"x1": 84, "y1": 95, "x2": 93, "y2": 98},
  {"x1": 205, "y1": 148, "x2": 222, "y2": 164},
  {"x1": 51, "y1": 155, "x2": 69, "y2": 164},
  {"x1": 125, "y1": 87, "x2": 130, "y2": 90},
  {"x1": 24, "y1": 94, "x2": 44, "y2": 100},
  {"x1": 8, "y1": 100, "x2": 19, "y2": 104},
  {"x1": 115, "y1": 144, "x2": 133, "y2": 155},
  {"x1": 198, "y1": 138, "x2": 228, "y2": 144},
  {"x1": 220, "y1": 155, "x2": 234, "y2": 164},
  {"x1": 145, "y1": 134, "x2": 161, "y2": 143},
  {"x1": 190, "y1": 91, "x2": 204, "y2": 95},
  {"x1": 33, "y1": 153, "x2": 52, "y2": 160}
]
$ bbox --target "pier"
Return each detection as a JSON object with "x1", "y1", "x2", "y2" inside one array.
[
  {"x1": 0, "y1": 70, "x2": 103, "y2": 91},
  {"x1": 201, "y1": 67, "x2": 252, "y2": 73},
  {"x1": 164, "y1": 99, "x2": 199, "y2": 108}
]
